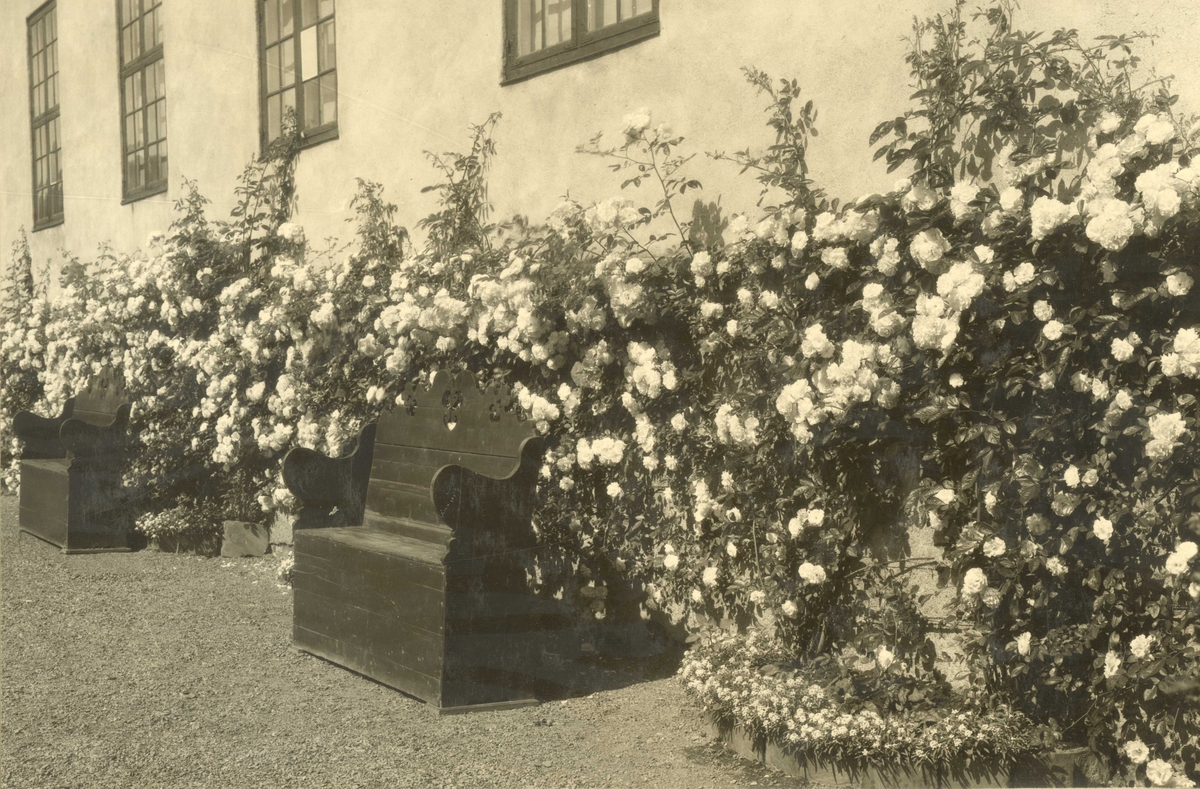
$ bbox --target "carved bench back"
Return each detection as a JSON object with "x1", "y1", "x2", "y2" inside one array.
[
  {"x1": 365, "y1": 370, "x2": 535, "y2": 530},
  {"x1": 71, "y1": 370, "x2": 130, "y2": 426}
]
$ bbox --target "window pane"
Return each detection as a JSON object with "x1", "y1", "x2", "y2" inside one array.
[
  {"x1": 122, "y1": 0, "x2": 134, "y2": 23},
  {"x1": 156, "y1": 60, "x2": 166, "y2": 97},
  {"x1": 49, "y1": 42, "x2": 57, "y2": 76},
  {"x1": 147, "y1": 103, "x2": 159, "y2": 140},
  {"x1": 621, "y1": 0, "x2": 633, "y2": 21},
  {"x1": 159, "y1": 140, "x2": 168, "y2": 181},
  {"x1": 48, "y1": 75, "x2": 57, "y2": 109},
  {"x1": 587, "y1": 0, "x2": 618, "y2": 30},
  {"x1": 126, "y1": 115, "x2": 138, "y2": 151},
  {"x1": 49, "y1": 118, "x2": 58, "y2": 150},
  {"x1": 157, "y1": 99, "x2": 168, "y2": 140},
  {"x1": 48, "y1": 9, "x2": 56, "y2": 41},
  {"x1": 265, "y1": 0, "x2": 279, "y2": 43},
  {"x1": 133, "y1": 72, "x2": 144, "y2": 109},
  {"x1": 318, "y1": 20, "x2": 335, "y2": 72},
  {"x1": 281, "y1": 87, "x2": 296, "y2": 126},
  {"x1": 300, "y1": 25, "x2": 318, "y2": 82},
  {"x1": 268, "y1": 94, "x2": 281, "y2": 141},
  {"x1": 33, "y1": 84, "x2": 43, "y2": 117},
  {"x1": 33, "y1": 47, "x2": 43, "y2": 84},
  {"x1": 318, "y1": 0, "x2": 334, "y2": 19},
  {"x1": 517, "y1": 0, "x2": 533, "y2": 56},
  {"x1": 148, "y1": 143, "x2": 160, "y2": 183},
  {"x1": 131, "y1": 20, "x2": 142, "y2": 59},
  {"x1": 320, "y1": 72, "x2": 337, "y2": 125},
  {"x1": 33, "y1": 128, "x2": 42, "y2": 161},
  {"x1": 147, "y1": 67, "x2": 158, "y2": 102},
  {"x1": 122, "y1": 26, "x2": 132, "y2": 64},
  {"x1": 303, "y1": 78, "x2": 319, "y2": 129},
  {"x1": 156, "y1": 7, "x2": 164, "y2": 46},
  {"x1": 281, "y1": 38, "x2": 295, "y2": 86},
  {"x1": 301, "y1": 0, "x2": 316, "y2": 28},
  {"x1": 147, "y1": 8, "x2": 158, "y2": 47},
  {"x1": 52, "y1": 182, "x2": 63, "y2": 215},
  {"x1": 266, "y1": 44, "x2": 280, "y2": 92},
  {"x1": 546, "y1": 0, "x2": 570, "y2": 47},
  {"x1": 134, "y1": 109, "x2": 145, "y2": 147},
  {"x1": 125, "y1": 76, "x2": 135, "y2": 112},
  {"x1": 34, "y1": 17, "x2": 44, "y2": 50},
  {"x1": 127, "y1": 153, "x2": 137, "y2": 188},
  {"x1": 281, "y1": 0, "x2": 294, "y2": 36},
  {"x1": 533, "y1": 0, "x2": 543, "y2": 51}
]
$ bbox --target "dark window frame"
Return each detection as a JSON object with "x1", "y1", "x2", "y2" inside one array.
[
  {"x1": 116, "y1": 0, "x2": 168, "y2": 205},
  {"x1": 256, "y1": 0, "x2": 339, "y2": 153},
  {"x1": 28, "y1": 0, "x2": 64, "y2": 231},
  {"x1": 502, "y1": 0, "x2": 659, "y2": 85}
]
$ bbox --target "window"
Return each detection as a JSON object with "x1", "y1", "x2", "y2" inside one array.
[
  {"x1": 258, "y1": 0, "x2": 337, "y2": 148},
  {"x1": 117, "y1": 0, "x2": 168, "y2": 203},
  {"x1": 502, "y1": 0, "x2": 659, "y2": 84},
  {"x1": 28, "y1": 1, "x2": 63, "y2": 229}
]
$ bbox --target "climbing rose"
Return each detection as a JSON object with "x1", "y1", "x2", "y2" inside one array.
[
  {"x1": 1016, "y1": 632, "x2": 1032, "y2": 656},
  {"x1": 1130, "y1": 634, "x2": 1154, "y2": 659},
  {"x1": 1146, "y1": 760, "x2": 1174, "y2": 787},
  {"x1": 1123, "y1": 739, "x2": 1150, "y2": 765}
]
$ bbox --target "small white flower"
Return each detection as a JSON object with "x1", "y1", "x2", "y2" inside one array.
[
  {"x1": 606, "y1": 482, "x2": 623, "y2": 498},
  {"x1": 961, "y1": 567, "x2": 987, "y2": 596},
  {"x1": 726, "y1": 541, "x2": 738, "y2": 558},
  {"x1": 1016, "y1": 632, "x2": 1032, "y2": 656},
  {"x1": 807, "y1": 509, "x2": 825, "y2": 527},
  {"x1": 935, "y1": 488, "x2": 956, "y2": 506},
  {"x1": 1093, "y1": 517, "x2": 1113, "y2": 544},
  {"x1": 1033, "y1": 300, "x2": 1054, "y2": 321},
  {"x1": 702, "y1": 566, "x2": 719, "y2": 587},
  {"x1": 983, "y1": 537, "x2": 1007, "y2": 558},
  {"x1": 1043, "y1": 320, "x2": 1065, "y2": 341},
  {"x1": 671, "y1": 413, "x2": 687, "y2": 432},
  {"x1": 949, "y1": 373, "x2": 964, "y2": 388},
  {"x1": 663, "y1": 554, "x2": 680, "y2": 570},
  {"x1": 782, "y1": 600, "x2": 798, "y2": 618},
  {"x1": 1166, "y1": 271, "x2": 1194, "y2": 296},
  {"x1": 1146, "y1": 759, "x2": 1174, "y2": 787},
  {"x1": 1105, "y1": 650, "x2": 1122, "y2": 679},
  {"x1": 876, "y1": 646, "x2": 895, "y2": 669},
  {"x1": 1111, "y1": 337, "x2": 1135, "y2": 362},
  {"x1": 805, "y1": 273, "x2": 820, "y2": 290},
  {"x1": 1063, "y1": 465, "x2": 1080, "y2": 488},
  {"x1": 1123, "y1": 738, "x2": 1149, "y2": 765},
  {"x1": 1130, "y1": 634, "x2": 1154, "y2": 659}
]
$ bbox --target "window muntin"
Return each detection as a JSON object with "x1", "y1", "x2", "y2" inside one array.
[
  {"x1": 260, "y1": 0, "x2": 337, "y2": 148},
  {"x1": 504, "y1": 0, "x2": 658, "y2": 84},
  {"x1": 118, "y1": 0, "x2": 168, "y2": 203},
  {"x1": 29, "y1": 1, "x2": 63, "y2": 229}
]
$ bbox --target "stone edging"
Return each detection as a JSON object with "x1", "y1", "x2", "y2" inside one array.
[{"x1": 701, "y1": 712, "x2": 1093, "y2": 788}]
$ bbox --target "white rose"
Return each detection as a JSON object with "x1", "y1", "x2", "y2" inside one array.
[
  {"x1": 1130, "y1": 634, "x2": 1154, "y2": 659},
  {"x1": 983, "y1": 537, "x2": 1007, "y2": 558},
  {"x1": 1123, "y1": 738, "x2": 1149, "y2": 765},
  {"x1": 961, "y1": 567, "x2": 987, "y2": 596},
  {"x1": 1016, "y1": 632, "x2": 1032, "y2": 656},
  {"x1": 702, "y1": 566, "x2": 719, "y2": 587},
  {"x1": 663, "y1": 554, "x2": 680, "y2": 570},
  {"x1": 782, "y1": 600, "x2": 799, "y2": 618},
  {"x1": 1043, "y1": 320, "x2": 1065, "y2": 341},
  {"x1": 1093, "y1": 517, "x2": 1113, "y2": 544},
  {"x1": 876, "y1": 646, "x2": 895, "y2": 669}
]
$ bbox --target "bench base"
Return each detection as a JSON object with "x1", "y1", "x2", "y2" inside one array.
[
  {"x1": 19, "y1": 458, "x2": 134, "y2": 553},
  {"x1": 20, "y1": 529, "x2": 133, "y2": 554},
  {"x1": 294, "y1": 525, "x2": 574, "y2": 712}
]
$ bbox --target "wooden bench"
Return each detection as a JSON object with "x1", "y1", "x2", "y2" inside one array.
[
  {"x1": 282, "y1": 370, "x2": 567, "y2": 712},
  {"x1": 12, "y1": 370, "x2": 135, "y2": 553}
]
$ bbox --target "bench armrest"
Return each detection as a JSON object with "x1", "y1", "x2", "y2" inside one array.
[
  {"x1": 282, "y1": 422, "x2": 376, "y2": 529},
  {"x1": 434, "y1": 435, "x2": 544, "y2": 565},
  {"x1": 13, "y1": 399, "x2": 75, "y2": 459},
  {"x1": 59, "y1": 404, "x2": 132, "y2": 459}
]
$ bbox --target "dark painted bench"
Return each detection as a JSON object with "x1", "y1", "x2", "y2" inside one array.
[
  {"x1": 13, "y1": 370, "x2": 135, "y2": 553},
  {"x1": 282, "y1": 370, "x2": 565, "y2": 712}
]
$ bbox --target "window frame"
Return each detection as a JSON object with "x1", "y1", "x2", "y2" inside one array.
[
  {"x1": 116, "y1": 0, "x2": 168, "y2": 205},
  {"x1": 28, "y1": 0, "x2": 63, "y2": 231},
  {"x1": 501, "y1": 0, "x2": 660, "y2": 85},
  {"x1": 256, "y1": 0, "x2": 339, "y2": 153}
]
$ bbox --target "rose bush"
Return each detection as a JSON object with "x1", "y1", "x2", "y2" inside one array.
[{"x1": 2, "y1": 2, "x2": 1199, "y2": 780}]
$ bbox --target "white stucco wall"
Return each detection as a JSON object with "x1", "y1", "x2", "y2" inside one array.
[{"x1": 3, "y1": 1, "x2": 1199, "y2": 290}]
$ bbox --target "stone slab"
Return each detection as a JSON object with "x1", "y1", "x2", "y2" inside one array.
[{"x1": 221, "y1": 520, "x2": 269, "y2": 557}]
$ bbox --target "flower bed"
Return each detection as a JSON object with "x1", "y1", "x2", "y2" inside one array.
[{"x1": 681, "y1": 629, "x2": 1034, "y2": 786}]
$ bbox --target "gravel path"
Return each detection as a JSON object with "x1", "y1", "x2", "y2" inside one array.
[{"x1": 0, "y1": 496, "x2": 809, "y2": 789}]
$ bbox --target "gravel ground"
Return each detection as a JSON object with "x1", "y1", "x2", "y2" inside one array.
[{"x1": 0, "y1": 495, "x2": 812, "y2": 789}]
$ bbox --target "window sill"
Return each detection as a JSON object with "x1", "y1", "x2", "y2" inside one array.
[
  {"x1": 32, "y1": 215, "x2": 64, "y2": 233},
  {"x1": 300, "y1": 124, "x2": 339, "y2": 149},
  {"x1": 502, "y1": 16, "x2": 660, "y2": 85},
  {"x1": 121, "y1": 181, "x2": 169, "y2": 206}
]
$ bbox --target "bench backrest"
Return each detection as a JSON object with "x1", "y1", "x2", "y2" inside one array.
[
  {"x1": 72, "y1": 370, "x2": 130, "y2": 426},
  {"x1": 365, "y1": 370, "x2": 535, "y2": 529}
]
